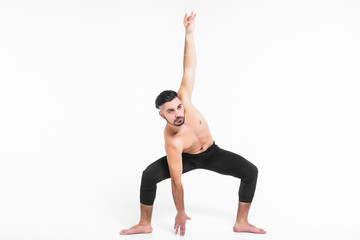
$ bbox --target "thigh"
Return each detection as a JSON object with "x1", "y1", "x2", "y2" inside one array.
[
  {"x1": 143, "y1": 156, "x2": 171, "y2": 182},
  {"x1": 143, "y1": 155, "x2": 198, "y2": 182},
  {"x1": 202, "y1": 148, "x2": 257, "y2": 179}
]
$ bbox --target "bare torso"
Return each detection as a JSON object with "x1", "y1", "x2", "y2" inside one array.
[{"x1": 164, "y1": 100, "x2": 213, "y2": 154}]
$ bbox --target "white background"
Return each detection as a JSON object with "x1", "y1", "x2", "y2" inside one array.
[{"x1": 1, "y1": 0, "x2": 360, "y2": 239}]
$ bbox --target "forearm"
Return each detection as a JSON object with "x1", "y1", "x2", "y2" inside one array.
[
  {"x1": 183, "y1": 33, "x2": 196, "y2": 71},
  {"x1": 171, "y1": 181, "x2": 185, "y2": 213}
]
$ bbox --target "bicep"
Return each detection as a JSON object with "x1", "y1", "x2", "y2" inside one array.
[{"x1": 178, "y1": 70, "x2": 195, "y2": 98}]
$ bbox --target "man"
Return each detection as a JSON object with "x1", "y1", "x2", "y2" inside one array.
[{"x1": 120, "y1": 11, "x2": 266, "y2": 236}]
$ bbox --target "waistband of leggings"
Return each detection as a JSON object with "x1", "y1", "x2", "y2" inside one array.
[
  {"x1": 203, "y1": 140, "x2": 217, "y2": 153},
  {"x1": 183, "y1": 140, "x2": 217, "y2": 155}
]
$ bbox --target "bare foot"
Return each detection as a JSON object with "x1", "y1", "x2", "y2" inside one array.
[
  {"x1": 233, "y1": 222, "x2": 266, "y2": 234},
  {"x1": 119, "y1": 224, "x2": 153, "y2": 235}
]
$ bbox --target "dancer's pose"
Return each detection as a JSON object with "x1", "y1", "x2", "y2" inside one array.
[{"x1": 120, "y1": 11, "x2": 266, "y2": 236}]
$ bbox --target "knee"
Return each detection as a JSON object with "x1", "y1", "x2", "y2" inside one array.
[
  {"x1": 253, "y1": 164, "x2": 258, "y2": 176},
  {"x1": 245, "y1": 164, "x2": 258, "y2": 183},
  {"x1": 141, "y1": 166, "x2": 163, "y2": 184},
  {"x1": 141, "y1": 168, "x2": 154, "y2": 183}
]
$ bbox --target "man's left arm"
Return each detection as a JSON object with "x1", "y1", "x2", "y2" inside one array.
[{"x1": 178, "y1": 11, "x2": 197, "y2": 99}]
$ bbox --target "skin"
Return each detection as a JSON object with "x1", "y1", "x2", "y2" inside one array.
[{"x1": 120, "y1": 11, "x2": 266, "y2": 236}]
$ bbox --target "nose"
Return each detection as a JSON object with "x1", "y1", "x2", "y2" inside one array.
[{"x1": 175, "y1": 109, "x2": 182, "y2": 118}]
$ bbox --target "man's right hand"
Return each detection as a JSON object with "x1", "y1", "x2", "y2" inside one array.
[{"x1": 174, "y1": 211, "x2": 191, "y2": 236}]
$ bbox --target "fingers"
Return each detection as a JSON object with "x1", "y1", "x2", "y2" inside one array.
[
  {"x1": 189, "y1": 11, "x2": 195, "y2": 21},
  {"x1": 180, "y1": 224, "x2": 185, "y2": 236},
  {"x1": 175, "y1": 224, "x2": 179, "y2": 235},
  {"x1": 184, "y1": 11, "x2": 196, "y2": 22},
  {"x1": 174, "y1": 223, "x2": 187, "y2": 236}
]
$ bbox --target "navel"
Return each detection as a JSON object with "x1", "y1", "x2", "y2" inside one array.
[{"x1": 200, "y1": 120, "x2": 202, "y2": 124}]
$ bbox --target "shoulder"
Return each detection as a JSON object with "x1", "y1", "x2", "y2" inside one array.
[{"x1": 164, "y1": 135, "x2": 183, "y2": 154}]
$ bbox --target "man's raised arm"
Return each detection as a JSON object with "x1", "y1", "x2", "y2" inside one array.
[{"x1": 178, "y1": 11, "x2": 197, "y2": 99}]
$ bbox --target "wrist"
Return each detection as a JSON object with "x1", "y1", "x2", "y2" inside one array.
[{"x1": 177, "y1": 210, "x2": 186, "y2": 214}]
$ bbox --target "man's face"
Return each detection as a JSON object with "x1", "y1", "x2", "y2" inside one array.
[{"x1": 159, "y1": 97, "x2": 185, "y2": 126}]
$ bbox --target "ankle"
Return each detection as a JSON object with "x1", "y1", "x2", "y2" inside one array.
[
  {"x1": 138, "y1": 221, "x2": 151, "y2": 226},
  {"x1": 235, "y1": 219, "x2": 249, "y2": 225}
]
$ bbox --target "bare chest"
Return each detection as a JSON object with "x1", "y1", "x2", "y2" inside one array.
[
  {"x1": 164, "y1": 104, "x2": 213, "y2": 154},
  {"x1": 178, "y1": 110, "x2": 213, "y2": 154}
]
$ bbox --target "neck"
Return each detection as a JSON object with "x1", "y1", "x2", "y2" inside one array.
[{"x1": 166, "y1": 122, "x2": 186, "y2": 135}]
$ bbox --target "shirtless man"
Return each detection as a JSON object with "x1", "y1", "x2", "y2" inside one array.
[{"x1": 120, "y1": 11, "x2": 266, "y2": 236}]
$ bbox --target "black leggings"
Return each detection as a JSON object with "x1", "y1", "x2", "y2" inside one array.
[{"x1": 140, "y1": 140, "x2": 258, "y2": 206}]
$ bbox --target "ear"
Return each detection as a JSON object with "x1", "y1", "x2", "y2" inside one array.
[{"x1": 159, "y1": 111, "x2": 165, "y2": 119}]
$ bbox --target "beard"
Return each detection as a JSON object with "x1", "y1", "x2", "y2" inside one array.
[{"x1": 165, "y1": 116, "x2": 185, "y2": 127}]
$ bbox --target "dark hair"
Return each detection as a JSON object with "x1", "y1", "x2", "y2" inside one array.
[{"x1": 155, "y1": 90, "x2": 178, "y2": 109}]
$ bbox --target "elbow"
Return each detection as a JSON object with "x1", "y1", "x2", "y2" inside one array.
[{"x1": 171, "y1": 179, "x2": 182, "y2": 189}]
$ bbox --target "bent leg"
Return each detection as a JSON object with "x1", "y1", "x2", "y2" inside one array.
[
  {"x1": 120, "y1": 155, "x2": 197, "y2": 235},
  {"x1": 202, "y1": 148, "x2": 258, "y2": 202},
  {"x1": 121, "y1": 156, "x2": 170, "y2": 235},
  {"x1": 201, "y1": 147, "x2": 265, "y2": 234},
  {"x1": 140, "y1": 154, "x2": 198, "y2": 205},
  {"x1": 140, "y1": 156, "x2": 171, "y2": 206}
]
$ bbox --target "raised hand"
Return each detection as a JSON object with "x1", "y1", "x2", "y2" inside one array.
[{"x1": 184, "y1": 11, "x2": 197, "y2": 34}]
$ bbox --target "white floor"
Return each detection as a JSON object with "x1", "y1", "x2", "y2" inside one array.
[
  {"x1": 2, "y1": 159, "x2": 360, "y2": 240},
  {"x1": 2, "y1": 161, "x2": 360, "y2": 240}
]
